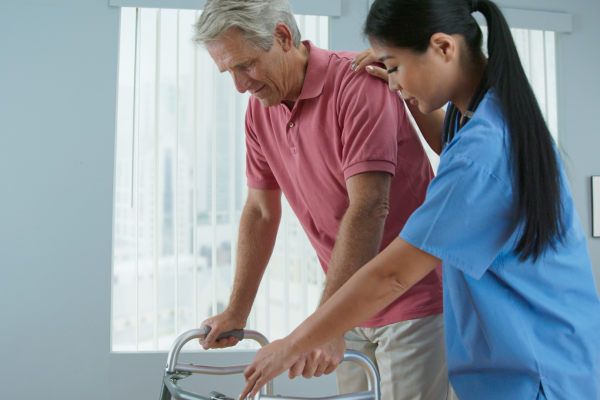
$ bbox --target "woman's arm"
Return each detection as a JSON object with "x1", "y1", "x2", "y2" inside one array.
[
  {"x1": 352, "y1": 48, "x2": 445, "y2": 155},
  {"x1": 239, "y1": 237, "x2": 441, "y2": 399}
]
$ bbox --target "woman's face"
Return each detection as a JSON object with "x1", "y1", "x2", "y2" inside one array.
[{"x1": 370, "y1": 37, "x2": 457, "y2": 114}]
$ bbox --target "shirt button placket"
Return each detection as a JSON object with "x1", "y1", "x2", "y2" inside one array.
[{"x1": 288, "y1": 121, "x2": 298, "y2": 153}]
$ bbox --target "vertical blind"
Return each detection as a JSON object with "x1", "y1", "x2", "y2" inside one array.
[
  {"x1": 112, "y1": 8, "x2": 559, "y2": 351},
  {"x1": 113, "y1": 7, "x2": 328, "y2": 351}
]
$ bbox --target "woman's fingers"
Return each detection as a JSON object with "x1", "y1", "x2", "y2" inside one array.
[
  {"x1": 240, "y1": 370, "x2": 259, "y2": 399},
  {"x1": 356, "y1": 56, "x2": 375, "y2": 71},
  {"x1": 241, "y1": 365, "x2": 263, "y2": 399},
  {"x1": 366, "y1": 65, "x2": 389, "y2": 83},
  {"x1": 240, "y1": 369, "x2": 270, "y2": 399},
  {"x1": 249, "y1": 375, "x2": 269, "y2": 398},
  {"x1": 351, "y1": 55, "x2": 367, "y2": 70},
  {"x1": 351, "y1": 53, "x2": 367, "y2": 70},
  {"x1": 351, "y1": 48, "x2": 378, "y2": 71},
  {"x1": 240, "y1": 338, "x2": 302, "y2": 398}
]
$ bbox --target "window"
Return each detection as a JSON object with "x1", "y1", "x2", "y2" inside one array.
[{"x1": 112, "y1": 7, "x2": 329, "y2": 351}]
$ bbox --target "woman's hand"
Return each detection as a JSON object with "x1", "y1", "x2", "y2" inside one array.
[
  {"x1": 351, "y1": 48, "x2": 389, "y2": 82},
  {"x1": 239, "y1": 338, "x2": 301, "y2": 399}
]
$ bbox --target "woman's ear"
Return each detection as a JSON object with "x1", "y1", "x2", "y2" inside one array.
[
  {"x1": 429, "y1": 33, "x2": 457, "y2": 63},
  {"x1": 274, "y1": 22, "x2": 294, "y2": 52}
]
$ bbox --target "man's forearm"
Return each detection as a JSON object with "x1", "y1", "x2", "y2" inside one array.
[
  {"x1": 227, "y1": 200, "x2": 281, "y2": 320},
  {"x1": 319, "y1": 201, "x2": 388, "y2": 308}
]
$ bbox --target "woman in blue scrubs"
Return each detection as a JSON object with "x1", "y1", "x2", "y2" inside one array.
[{"x1": 239, "y1": 1, "x2": 600, "y2": 399}]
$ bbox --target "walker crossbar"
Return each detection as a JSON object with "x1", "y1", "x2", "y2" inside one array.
[{"x1": 256, "y1": 392, "x2": 375, "y2": 400}]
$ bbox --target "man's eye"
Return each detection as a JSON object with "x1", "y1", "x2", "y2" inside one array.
[{"x1": 387, "y1": 66, "x2": 398, "y2": 74}]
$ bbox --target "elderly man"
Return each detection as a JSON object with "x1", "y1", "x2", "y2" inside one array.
[{"x1": 193, "y1": 1, "x2": 451, "y2": 398}]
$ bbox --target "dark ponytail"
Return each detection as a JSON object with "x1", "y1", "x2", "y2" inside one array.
[{"x1": 365, "y1": 0, "x2": 565, "y2": 261}]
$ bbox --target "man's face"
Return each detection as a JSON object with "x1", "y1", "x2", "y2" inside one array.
[{"x1": 207, "y1": 28, "x2": 293, "y2": 108}]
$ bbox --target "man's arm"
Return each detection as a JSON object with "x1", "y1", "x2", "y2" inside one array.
[
  {"x1": 319, "y1": 171, "x2": 391, "y2": 307},
  {"x1": 200, "y1": 188, "x2": 282, "y2": 349},
  {"x1": 288, "y1": 171, "x2": 391, "y2": 378}
]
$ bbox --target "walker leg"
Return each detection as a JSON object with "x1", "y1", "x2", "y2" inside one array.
[{"x1": 159, "y1": 382, "x2": 172, "y2": 400}]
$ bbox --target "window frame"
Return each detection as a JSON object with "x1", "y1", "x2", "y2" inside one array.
[{"x1": 109, "y1": 0, "x2": 343, "y2": 16}]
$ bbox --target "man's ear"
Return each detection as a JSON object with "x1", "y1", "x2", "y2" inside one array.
[
  {"x1": 430, "y1": 33, "x2": 457, "y2": 63},
  {"x1": 273, "y1": 22, "x2": 294, "y2": 52}
]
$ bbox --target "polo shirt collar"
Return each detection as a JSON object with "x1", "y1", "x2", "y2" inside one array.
[{"x1": 298, "y1": 40, "x2": 329, "y2": 100}]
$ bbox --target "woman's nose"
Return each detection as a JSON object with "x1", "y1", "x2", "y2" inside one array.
[{"x1": 388, "y1": 76, "x2": 402, "y2": 93}]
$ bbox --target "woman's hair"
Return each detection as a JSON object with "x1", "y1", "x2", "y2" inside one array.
[
  {"x1": 192, "y1": 0, "x2": 301, "y2": 51},
  {"x1": 365, "y1": 0, "x2": 565, "y2": 261}
]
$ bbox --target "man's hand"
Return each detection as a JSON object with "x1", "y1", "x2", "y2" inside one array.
[
  {"x1": 287, "y1": 335, "x2": 346, "y2": 379},
  {"x1": 351, "y1": 48, "x2": 389, "y2": 82},
  {"x1": 199, "y1": 308, "x2": 246, "y2": 350}
]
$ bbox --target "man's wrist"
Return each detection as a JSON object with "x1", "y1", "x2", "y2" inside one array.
[{"x1": 224, "y1": 305, "x2": 249, "y2": 326}]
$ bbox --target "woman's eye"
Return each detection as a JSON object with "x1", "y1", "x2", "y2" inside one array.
[{"x1": 387, "y1": 66, "x2": 398, "y2": 74}]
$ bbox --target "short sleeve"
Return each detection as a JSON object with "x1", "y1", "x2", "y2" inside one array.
[
  {"x1": 337, "y1": 71, "x2": 403, "y2": 180},
  {"x1": 245, "y1": 105, "x2": 280, "y2": 190},
  {"x1": 400, "y1": 155, "x2": 513, "y2": 279}
]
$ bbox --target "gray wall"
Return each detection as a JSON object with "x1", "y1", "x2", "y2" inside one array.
[{"x1": 0, "y1": 0, "x2": 598, "y2": 399}]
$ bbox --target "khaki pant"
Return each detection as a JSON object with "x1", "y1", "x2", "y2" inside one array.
[{"x1": 336, "y1": 314, "x2": 457, "y2": 400}]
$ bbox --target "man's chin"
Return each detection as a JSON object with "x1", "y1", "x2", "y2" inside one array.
[
  {"x1": 253, "y1": 95, "x2": 281, "y2": 107},
  {"x1": 257, "y1": 96, "x2": 279, "y2": 108}
]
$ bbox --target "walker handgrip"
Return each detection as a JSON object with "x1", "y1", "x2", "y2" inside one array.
[{"x1": 203, "y1": 326, "x2": 245, "y2": 342}]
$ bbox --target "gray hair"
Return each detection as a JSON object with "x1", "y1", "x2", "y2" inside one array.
[{"x1": 192, "y1": 0, "x2": 301, "y2": 51}]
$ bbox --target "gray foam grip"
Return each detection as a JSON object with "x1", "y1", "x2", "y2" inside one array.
[{"x1": 203, "y1": 326, "x2": 245, "y2": 341}]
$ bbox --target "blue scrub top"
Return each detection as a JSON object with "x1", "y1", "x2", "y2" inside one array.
[{"x1": 400, "y1": 92, "x2": 600, "y2": 400}]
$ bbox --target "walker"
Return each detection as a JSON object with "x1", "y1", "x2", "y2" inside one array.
[{"x1": 159, "y1": 328, "x2": 381, "y2": 400}]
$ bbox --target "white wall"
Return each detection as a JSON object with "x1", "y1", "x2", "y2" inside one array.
[{"x1": 0, "y1": 0, "x2": 598, "y2": 399}]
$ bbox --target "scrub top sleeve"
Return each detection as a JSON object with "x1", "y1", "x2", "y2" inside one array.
[
  {"x1": 245, "y1": 106, "x2": 280, "y2": 191},
  {"x1": 400, "y1": 155, "x2": 513, "y2": 280}
]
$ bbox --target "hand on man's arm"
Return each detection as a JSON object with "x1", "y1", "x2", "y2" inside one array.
[
  {"x1": 200, "y1": 188, "x2": 282, "y2": 349},
  {"x1": 288, "y1": 171, "x2": 391, "y2": 378}
]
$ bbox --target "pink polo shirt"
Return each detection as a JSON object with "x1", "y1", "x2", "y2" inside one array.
[{"x1": 245, "y1": 41, "x2": 442, "y2": 327}]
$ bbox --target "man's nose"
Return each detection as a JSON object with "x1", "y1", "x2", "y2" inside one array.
[{"x1": 231, "y1": 71, "x2": 251, "y2": 94}]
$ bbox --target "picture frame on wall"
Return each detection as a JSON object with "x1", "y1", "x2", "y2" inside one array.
[{"x1": 593, "y1": 176, "x2": 600, "y2": 238}]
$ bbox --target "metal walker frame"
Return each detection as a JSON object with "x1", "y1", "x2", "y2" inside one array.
[{"x1": 159, "y1": 328, "x2": 381, "y2": 400}]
